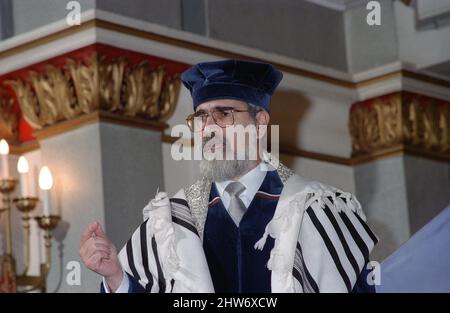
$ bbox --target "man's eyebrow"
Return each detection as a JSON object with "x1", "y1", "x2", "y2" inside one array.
[
  {"x1": 195, "y1": 106, "x2": 236, "y2": 114},
  {"x1": 212, "y1": 106, "x2": 235, "y2": 111}
]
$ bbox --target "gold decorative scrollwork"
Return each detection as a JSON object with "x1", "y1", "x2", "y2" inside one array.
[
  {"x1": 99, "y1": 56, "x2": 126, "y2": 112},
  {"x1": 123, "y1": 62, "x2": 165, "y2": 118},
  {"x1": 2, "y1": 53, "x2": 181, "y2": 131},
  {"x1": 349, "y1": 92, "x2": 450, "y2": 157},
  {"x1": 6, "y1": 80, "x2": 42, "y2": 129},
  {"x1": 0, "y1": 88, "x2": 18, "y2": 140},
  {"x1": 438, "y1": 104, "x2": 450, "y2": 152},
  {"x1": 159, "y1": 74, "x2": 181, "y2": 122},
  {"x1": 67, "y1": 55, "x2": 99, "y2": 113},
  {"x1": 30, "y1": 66, "x2": 78, "y2": 123}
]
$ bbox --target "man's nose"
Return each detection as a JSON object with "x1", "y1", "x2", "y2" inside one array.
[
  {"x1": 204, "y1": 114, "x2": 216, "y2": 127},
  {"x1": 201, "y1": 125, "x2": 217, "y2": 141}
]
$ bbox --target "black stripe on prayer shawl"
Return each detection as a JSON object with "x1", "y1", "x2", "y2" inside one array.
[
  {"x1": 170, "y1": 199, "x2": 199, "y2": 236},
  {"x1": 323, "y1": 200, "x2": 360, "y2": 278},
  {"x1": 338, "y1": 211, "x2": 370, "y2": 261},
  {"x1": 126, "y1": 237, "x2": 141, "y2": 283},
  {"x1": 170, "y1": 198, "x2": 189, "y2": 208},
  {"x1": 296, "y1": 242, "x2": 319, "y2": 293},
  {"x1": 151, "y1": 236, "x2": 166, "y2": 293},
  {"x1": 335, "y1": 194, "x2": 378, "y2": 246},
  {"x1": 139, "y1": 220, "x2": 154, "y2": 292},
  {"x1": 292, "y1": 267, "x2": 304, "y2": 289},
  {"x1": 172, "y1": 216, "x2": 199, "y2": 236},
  {"x1": 353, "y1": 211, "x2": 379, "y2": 244},
  {"x1": 307, "y1": 206, "x2": 352, "y2": 292}
]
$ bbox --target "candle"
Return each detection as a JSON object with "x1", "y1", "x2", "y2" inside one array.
[
  {"x1": 17, "y1": 156, "x2": 30, "y2": 197},
  {"x1": 39, "y1": 166, "x2": 53, "y2": 216},
  {"x1": 0, "y1": 139, "x2": 9, "y2": 178}
]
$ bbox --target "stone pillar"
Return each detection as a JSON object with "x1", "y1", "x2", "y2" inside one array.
[
  {"x1": 35, "y1": 113, "x2": 165, "y2": 292},
  {"x1": 349, "y1": 91, "x2": 450, "y2": 260}
]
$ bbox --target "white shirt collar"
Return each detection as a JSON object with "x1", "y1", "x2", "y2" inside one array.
[{"x1": 214, "y1": 162, "x2": 267, "y2": 209}]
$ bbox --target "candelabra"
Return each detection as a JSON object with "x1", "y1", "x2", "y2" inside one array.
[{"x1": 0, "y1": 178, "x2": 60, "y2": 293}]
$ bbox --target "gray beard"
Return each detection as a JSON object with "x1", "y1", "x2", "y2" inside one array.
[
  {"x1": 200, "y1": 158, "x2": 258, "y2": 182},
  {"x1": 200, "y1": 132, "x2": 259, "y2": 182}
]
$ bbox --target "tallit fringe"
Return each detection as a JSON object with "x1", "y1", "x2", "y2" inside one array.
[
  {"x1": 254, "y1": 190, "x2": 310, "y2": 292},
  {"x1": 304, "y1": 183, "x2": 367, "y2": 220},
  {"x1": 254, "y1": 182, "x2": 367, "y2": 291},
  {"x1": 254, "y1": 196, "x2": 305, "y2": 251}
]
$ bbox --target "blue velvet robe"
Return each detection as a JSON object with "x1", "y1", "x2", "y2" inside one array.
[
  {"x1": 101, "y1": 169, "x2": 375, "y2": 293},
  {"x1": 202, "y1": 169, "x2": 281, "y2": 292}
]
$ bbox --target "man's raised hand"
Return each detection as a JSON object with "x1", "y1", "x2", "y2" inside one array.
[{"x1": 79, "y1": 222, "x2": 124, "y2": 292}]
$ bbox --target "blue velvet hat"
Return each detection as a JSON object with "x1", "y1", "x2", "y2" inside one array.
[{"x1": 180, "y1": 59, "x2": 283, "y2": 111}]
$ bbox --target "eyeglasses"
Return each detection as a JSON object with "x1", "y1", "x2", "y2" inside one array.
[{"x1": 186, "y1": 107, "x2": 255, "y2": 132}]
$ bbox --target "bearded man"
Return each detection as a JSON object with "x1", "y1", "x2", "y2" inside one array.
[{"x1": 79, "y1": 60, "x2": 378, "y2": 293}]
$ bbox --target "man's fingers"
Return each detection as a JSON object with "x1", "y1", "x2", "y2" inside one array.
[
  {"x1": 94, "y1": 223, "x2": 107, "y2": 239},
  {"x1": 80, "y1": 236, "x2": 96, "y2": 255},
  {"x1": 93, "y1": 241, "x2": 111, "y2": 251},
  {"x1": 80, "y1": 237, "x2": 112, "y2": 260},
  {"x1": 91, "y1": 236, "x2": 110, "y2": 247},
  {"x1": 83, "y1": 245, "x2": 111, "y2": 261},
  {"x1": 86, "y1": 251, "x2": 111, "y2": 270},
  {"x1": 80, "y1": 223, "x2": 119, "y2": 275},
  {"x1": 80, "y1": 235, "x2": 114, "y2": 251},
  {"x1": 80, "y1": 222, "x2": 99, "y2": 246}
]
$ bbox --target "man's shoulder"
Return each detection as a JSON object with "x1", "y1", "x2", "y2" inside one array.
[
  {"x1": 283, "y1": 170, "x2": 367, "y2": 220},
  {"x1": 273, "y1": 160, "x2": 357, "y2": 200},
  {"x1": 283, "y1": 170, "x2": 349, "y2": 196}
]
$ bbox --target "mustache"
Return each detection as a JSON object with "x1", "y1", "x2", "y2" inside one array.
[{"x1": 202, "y1": 134, "x2": 227, "y2": 148}]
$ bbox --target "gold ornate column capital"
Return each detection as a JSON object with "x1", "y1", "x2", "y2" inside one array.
[
  {"x1": 349, "y1": 91, "x2": 450, "y2": 160},
  {"x1": 349, "y1": 91, "x2": 450, "y2": 161},
  {"x1": 2, "y1": 52, "x2": 181, "y2": 134},
  {"x1": 0, "y1": 88, "x2": 18, "y2": 142}
]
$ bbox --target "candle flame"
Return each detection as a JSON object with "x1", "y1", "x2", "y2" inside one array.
[
  {"x1": 17, "y1": 156, "x2": 29, "y2": 174},
  {"x1": 39, "y1": 166, "x2": 53, "y2": 190},
  {"x1": 0, "y1": 139, "x2": 9, "y2": 155}
]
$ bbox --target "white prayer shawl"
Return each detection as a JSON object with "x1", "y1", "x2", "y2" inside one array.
[{"x1": 118, "y1": 163, "x2": 378, "y2": 293}]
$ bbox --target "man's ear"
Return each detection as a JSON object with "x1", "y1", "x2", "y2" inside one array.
[
  {"x1": 255, "y1": 110, "x2": 270, "y2": 140},
  {"x1": 256, "y1": 110, "x2": 270, "y2": 127}
]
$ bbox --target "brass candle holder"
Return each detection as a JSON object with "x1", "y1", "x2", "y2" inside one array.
[
  {"x1": 0, "y1": 178, "x2": 18, "y2": 293},
  {"x1": 0, "y1": 178, "x2": 18, "y2": 194},
  {"x1": 34, "y1": 214, "x2": 61, "y2": 290},
  {"x1": 0, "y1": 179, "x2": 18, "y2": 253},
  {"x1": 13, "y1": 197, "x2": 39, "y2": 277},
  {"x1": 35, "y1": 215, "x2": 61, "y2": 230},
  {"x1": 13, "y1": 197, "x2": 39, "y2": 214},
  {"x1": 0, "y1": 179, "x2": 60, "y2": 293}
]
